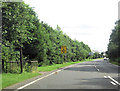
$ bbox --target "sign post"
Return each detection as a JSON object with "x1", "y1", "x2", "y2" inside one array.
[
  {"x1": 61, "y1": 46, "x2": 67, "y2": 54},
  {"x1": 61, "y1": 46, "x2": 67, "y2": 62}
]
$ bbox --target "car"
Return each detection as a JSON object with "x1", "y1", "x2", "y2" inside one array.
[{"x1": 104, "y1": 57, "x2": 107, "y2": 60}]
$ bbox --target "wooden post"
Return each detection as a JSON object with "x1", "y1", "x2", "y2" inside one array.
[
  {"x1": 62, "y1": 54, "x2": 63, "y2": 64},
  {"x1": 64, "y1": 54, "x2": 65, "y2": 62},
  {"x1": 65, "y1": 53, "x2": 67, "y2": 63},
  {"x1": 20, "y1": 46, "x2": 23, "y2": 73}
]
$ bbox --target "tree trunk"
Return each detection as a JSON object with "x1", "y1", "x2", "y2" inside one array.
[
  {"x1": 20, "y1": 46, "x2": 23, "y2": 73},
  {"x1": 2, "y1": 60, "x2": 4, "y2": 73}
]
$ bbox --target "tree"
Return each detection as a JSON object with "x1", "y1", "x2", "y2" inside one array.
[
  {"x1": 2, "y1": 1, "x2": 92, "y2": 73},
  {"x1": 107, "y1": 20, "x2": 120, "y2": 63},
  {"x1": 2, "y1": 2, "x2": 39, "y2": 73}
]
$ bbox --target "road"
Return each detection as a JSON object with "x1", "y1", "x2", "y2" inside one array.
[{"x1": 3, "y1": 59, "x2": 120, "y2": 90}]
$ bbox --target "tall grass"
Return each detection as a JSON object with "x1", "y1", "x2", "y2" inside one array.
[
  {"x1": 38, "y1": 59, "x2": 95, "y2": 72},
  {"x1": 2, "y1": 58, "x2": 98, "y2": 89},
  {"x1": 2, "y1": 72, "x2": 41, "y2": 89}
]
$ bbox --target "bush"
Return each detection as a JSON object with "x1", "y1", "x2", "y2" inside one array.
[
  {"x1": 24, "y1": 62, "x2": 32, "y2": 72},
  {"x1": 6, "y1": 62, "x2": 21, "y2": 73}
]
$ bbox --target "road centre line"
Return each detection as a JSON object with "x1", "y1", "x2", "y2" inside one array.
[
  {"x1": 104, "y1": 76, "x2": 107, "y2": 78},
  {"x1": 108, "y1": 76, "x2": 120, "y2": 85},
  {"x1": 95, "y1": 67, "x2": 99, "y2": 72},
  {"x1": 94, "y1": 64, "x2": 100, "y2": 72},
  {"x1": 110, "y1": 81, "x2": 116, "y2": 85},
  {"x1": 104, "y1": 76, "x2": 119, "y2": 86},
  {"x1": 97, "y1": 69, "x2": 99, "y2": 71}
]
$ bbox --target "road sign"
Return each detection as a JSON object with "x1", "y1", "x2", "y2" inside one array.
[{"x1": 61, "y1": 46, "x2": 67, "y2": 53}]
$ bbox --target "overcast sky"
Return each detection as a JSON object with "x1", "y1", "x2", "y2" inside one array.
[{"x1": 24, "y1": 0, "x2": 118, "y2": 52}]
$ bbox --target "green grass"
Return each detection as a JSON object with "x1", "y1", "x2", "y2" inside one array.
[
  {"x1": 95, "y1": 58, "x2": 104, "y2": 60},
  {"x1": 109, "y1": 60, "x2": 120, "y2": 66},
  {"x1": 2, "y1": 58, "x2": 100, "y2": 89},
  {"x1": 2, "y1": 72, "x2": 41, "y2": 89},
  {"x1": 38, "y1": 59, "x2": 95, "y2": 72}
]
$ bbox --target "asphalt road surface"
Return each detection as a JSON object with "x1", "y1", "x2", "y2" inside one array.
[{"x1": 4, "y1": 59, "x2": 120, "y2": 90}]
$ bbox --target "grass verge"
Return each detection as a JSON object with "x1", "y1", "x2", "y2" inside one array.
[
  {"x1": 109, "y1": 60, "x2": 120, "y2": 66},
  {"x1": 2, "y1": 72, "x2": 41, "y2": 89},
  {"x1": 2, "y1": 58, "x2": 101, "y2": 89},
  {"x1": 38, "y1": 59, "x2": 96, "y2": 72}
]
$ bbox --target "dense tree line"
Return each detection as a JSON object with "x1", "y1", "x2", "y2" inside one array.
[
  {"x1": 2, "y1": 2, "x2": 92, "y2": 68},
  {"x1": 107, "y1": 20, "x2": 120, "y2": 63}
]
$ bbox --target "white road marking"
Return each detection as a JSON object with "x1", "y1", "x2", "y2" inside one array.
[
  {"x1": 14, "y1": 63, "x2": 79, "y2": 91},
  {"x1": 94, "y1": 65, "x2": 100, "y2": 72},
  {"x1": 15, "y1": 69, "x2": 62, "y2": 91},
  {"x1": 110, "y1": 81, "x2": 116, "y2": 85},
  {"x1": 56, "y1": 70, "x2": 61, "y2": 72},
  {"x1": 97, "y1": 69, "x2": 99, "y2": 71},
  {"x1": 15, "y1": 63, "x2": 77, "y2": 90},
  {"x1": 15, "y1": 63, "x2": 79, "y2": 91},
  {"x1": 104, "y1": 76, "x2": 107, "y2": 78},
  {"x1": 108, "y1": 76, "x2": 120, "y2": 85}
]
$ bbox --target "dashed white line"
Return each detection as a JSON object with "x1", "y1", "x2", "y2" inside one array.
[
  {"x1": 108, "y1": 76, "x2": 120, "y2": 85},
  {"x1": 97, "y1": 69, "x2": 99, "y2": 71},
  {"x1": 110, "y1": 81, "x2": 116, "y2": 85},
  {"x1": 104, "y1": 76, "x2": 107, "y2": 78},
  {"x1": 94, "y1": 65, "x2": 100, "y2": 72},
  {"x1": 104, "y1": 76, "x2": 119, "y2": 86}
]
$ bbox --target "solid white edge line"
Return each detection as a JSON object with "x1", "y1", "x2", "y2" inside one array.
[
  {"x1": 108, "y1": 76, "x2": 120, "y2": 85},
  {"x1": 15, "y1": 70, "x2": 62, "y2": 91},
  {"x1": 15, "y1": 63, "x2": 76, "y2": 90},
  {"x1": 110, "y1": 81, "x2": 116, "y2": 85},
  {"x1": 17, "y1": 73, "x2": 53, "y2": 90},
  {"x1": 56, "y1": 70, "x2": 61, "y2": 72}
]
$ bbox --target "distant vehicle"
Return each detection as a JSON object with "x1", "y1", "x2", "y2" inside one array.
[{"x1": 104, "y1": 57, "x2": 107, "y2": 60}]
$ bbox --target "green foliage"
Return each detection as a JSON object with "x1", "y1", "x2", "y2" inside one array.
[
  {"x1": 92, "y1": 52, "x2": 101, "y2": 59},
  {"x1": 2, "y1": 2, "x2": 92, "y2": 73},
  {"x1": 2, "y1": 72, "x2": 41, "y2": 89},
  {"x1": 108, "y1": 20, "x2": 120, "y2": 62},
  {"x1": 38, "y1": 59, "x2": 94, "y2": 72},
  {"x1": 2, "y1": 42, "x2": 20, "y2": 62},
  {"x1": 7, "y1": 62, "x2": 21, "y2": 73},
  {"x1": 24, "y1": 62, "x2": 31, "y2": 72}
]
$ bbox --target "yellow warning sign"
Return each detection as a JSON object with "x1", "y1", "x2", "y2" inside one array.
[{"x1": 61, "y1": 46, "x2": 67, "y2": 53}]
